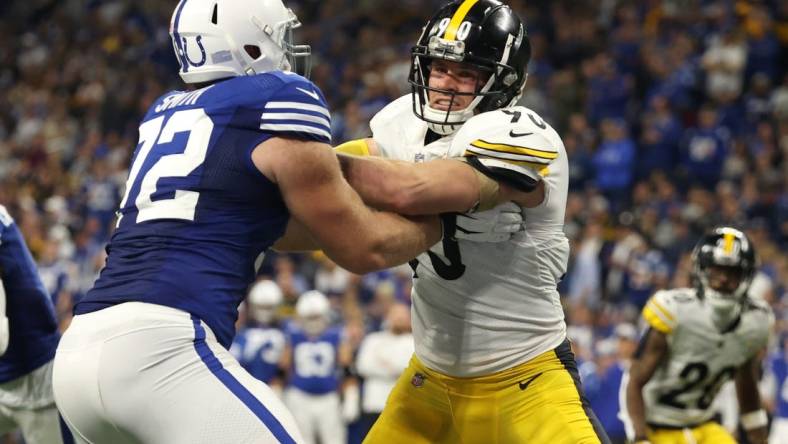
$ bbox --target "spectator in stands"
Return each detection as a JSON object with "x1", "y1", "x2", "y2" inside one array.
[{"x1": 355, "y1": 303, "x2": 413, "y2": 438}]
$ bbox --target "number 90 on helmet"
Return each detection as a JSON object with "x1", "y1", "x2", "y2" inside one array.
[
  {"x1": 169, "y1": 0, "x2": 311, "y2": 84},
  {"x1": 409, "y1": 0, "x2": 531, "y2": 133}
]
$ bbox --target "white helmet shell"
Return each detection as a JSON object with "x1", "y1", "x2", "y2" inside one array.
[
  {"x1": 295, "y1": 290, "x2": 330, "y2": 318},
  {"x1": 247, "y1": 280, "x2": 283, "y2": 325},
  {"x1": 170, "y1": 0, "x2": 310, "y2": 84},
  {"x1": 296, "y1": 290, "x2": 331, "y2": 336}
]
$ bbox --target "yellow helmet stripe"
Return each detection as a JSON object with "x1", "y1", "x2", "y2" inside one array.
[
  {"x1": 444, "y1": 0, "x2": 479, "y2": 40},
  {"x1": 723, "y1": 232, "x2": 734, "y2": 254}
]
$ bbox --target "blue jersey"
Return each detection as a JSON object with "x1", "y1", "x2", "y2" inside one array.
[
  {"x1": 76, "y1": 72, "x2": 332, "y2": 348},
  {"x1": 230, "y1": 324, "x2": 286, "y2": 384},
  {"x1": 0, "y1": 206, "x2": 59, "y2": 383},
  {"x1": 768, "y1": 351, "x2": 788, "y2": 419},
  {"x1": 287, "y1": 325, "x2": 342, "y2": 395}
]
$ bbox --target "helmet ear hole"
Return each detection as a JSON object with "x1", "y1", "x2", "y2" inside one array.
[{"x1": 244, "y1": 45, "x2": 262, "y2": 60}]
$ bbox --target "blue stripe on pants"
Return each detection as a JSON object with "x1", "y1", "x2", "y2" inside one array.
[
  {"x1": 191, "y1": 315, "x2": 296, "y2": 444},
  {"x1": 59, "y1": 413, "x2": 75, "y2": 444}
]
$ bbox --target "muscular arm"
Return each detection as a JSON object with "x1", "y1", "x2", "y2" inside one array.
[
  {"x1": 626, "y1": 328, "x2": 669, "y2": 441},
  {"x1": 254, "y1": 137, "x2": 441, "y2": 274},
  {"x1": 735, "y1": 356, "x2": 768, "y2": 444},
  {"x1": 335, "y1": 138, "x2": 544, "y2": 214}
]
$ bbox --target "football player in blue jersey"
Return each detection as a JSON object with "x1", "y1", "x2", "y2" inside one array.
[
  {"x1": 52, "y1": 1, "x2": 524, "y2": 443},
  {"x1": 0, "y1": 205, "x2": 72, "y2": 444},
  {"x1": 282, "y1": 291, "x2": 349, "y2": 444},
  {"x1": 231, "y1": 279, "x2": 288, "y2": 393}
]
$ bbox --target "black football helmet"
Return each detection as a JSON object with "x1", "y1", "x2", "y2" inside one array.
[
  {"x1": 409, "y1": 0, "x2": 531, "y2": 134},
  {"x1": 691, "y1": 227, "x2": 757, "y2": 324}
]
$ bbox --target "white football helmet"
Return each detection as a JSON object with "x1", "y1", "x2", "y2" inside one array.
[
  {"x1": 247, "y1": 280, "x2": 283, "y2": 325},
  {"x1": 295, "y1": 290, "x2": 331, "y2": 336},
  {"x1": 170, "y1": 0, "x2": 311, "y2": 84}
]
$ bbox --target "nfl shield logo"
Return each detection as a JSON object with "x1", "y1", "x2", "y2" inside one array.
[{"x1": 411, "y1": 373, "x2": 425, "y2": 388}]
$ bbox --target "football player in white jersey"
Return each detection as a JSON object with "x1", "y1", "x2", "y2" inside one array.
[
  {"x1": 623, "y1": 227, "x2": 773, "y2": 444},
  {"x1": 332, "y1": 1, "x2": 608, "y2": 442}
]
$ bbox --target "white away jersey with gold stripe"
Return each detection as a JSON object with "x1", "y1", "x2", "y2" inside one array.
[
  {"x1": 370, "y1": 95, "x2": 570, "y2": 377},
  {"x1": 638, "y1": 288, "x2": 773, "y2": 427}
]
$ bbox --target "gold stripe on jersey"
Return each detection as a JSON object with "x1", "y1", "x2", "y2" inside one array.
[
  {"x1": 471, "y1": 140, "x2": 559, "y2": 160},
  {"x1": 444, "y1": 0, "x2": 479, "y2": 40},
  {"x1": 643, "y1": 306, "x2": 673, "y2": 334},
  {"x1": 649, "y1": 299, "x2": 676, "y2": 322},
  {"x1": 723, "y1": 232, "x2": 734, "y2": 254},
  {"x1": 463, "y1": 152, "x2": 550, "y2": 176}
]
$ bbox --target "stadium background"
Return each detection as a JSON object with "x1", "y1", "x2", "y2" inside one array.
[{"x1": 0, "y1": 0, "x2": 787, "y2": 442}]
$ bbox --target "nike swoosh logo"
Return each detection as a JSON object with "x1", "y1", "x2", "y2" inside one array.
[
  {"x1": 296, "y1": 87, "x2": 320, "y2": 101},
  {"x1": 509, "y1": 130, "x2": 534, "y2": 138},
  {"x1": 518, "y1": 372, "x2": 543, "y2": 391}
]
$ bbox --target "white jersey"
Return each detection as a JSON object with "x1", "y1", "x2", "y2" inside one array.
[
  {"x1": 636, "y1": 288, "x2": 773, "y2": 427},
  {"x1": 370, "y1": 95, "x2": 570, "y2": 377}
]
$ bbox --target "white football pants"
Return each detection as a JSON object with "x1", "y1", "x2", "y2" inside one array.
[
  {"x1": 0, "y1": 360, "x2": 69, "y2": 444},
  {"x1": 53, "y1": 302, "x2": 304, "y2": 444},
  {"x1": 283, "y1": 387, "x2": 345, "y2": 444}
]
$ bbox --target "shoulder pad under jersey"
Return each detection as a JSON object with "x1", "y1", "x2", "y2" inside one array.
[{"x1": 453, "y1": 107, "x2": 560, "y2": 192}]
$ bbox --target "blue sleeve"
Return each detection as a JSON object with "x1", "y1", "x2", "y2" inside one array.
[{"x1": 251, "y1": 75, "x2": 332, "y2": 145}]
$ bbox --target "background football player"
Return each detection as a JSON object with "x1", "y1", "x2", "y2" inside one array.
[
  {"x1": 231, "y1": 279, "x2": 288, "y2": 393},
  {"x1": 282, "y1": 291, "x2": 350, "y2": 444},
  {"x1": 334, "y1": 1, "x2": 608, "y2": 442},
  {"x1": 0, "y1": 205, "x2": 71, "y2": 444},
  {"x1": 623, "y1": 227, "x2": 773, "y2": 444}
]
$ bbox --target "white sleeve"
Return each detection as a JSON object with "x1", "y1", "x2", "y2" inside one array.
[
  {"x1": 0, "y1": 278, "x2": 9, "y2": 356},
  {"x1": 452, "y1": 108, "x2": 560, "y2": 191}
]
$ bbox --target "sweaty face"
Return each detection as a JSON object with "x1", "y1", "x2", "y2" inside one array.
[
  {"x1": 427, "y1": 59, "x2": 488, "y2": 111},
  {"x1": 706, "y1": 265, "x2": 743, "y2": 294}
]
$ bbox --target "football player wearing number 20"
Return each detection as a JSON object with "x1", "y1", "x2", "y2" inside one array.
[
  {"x1": 335, "y1": 1, "x2": 609, "y2": 443},
  {"x1": 51, "y1": 1, "x2": 524, "y2": 443},
  {"x1": 623, "y1": 228, "x2": 773, "y2": 444}
]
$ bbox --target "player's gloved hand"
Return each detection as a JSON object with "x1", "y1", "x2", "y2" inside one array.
[{"x1": 453, "y1": 202, "x2": 523, "y2": 243}]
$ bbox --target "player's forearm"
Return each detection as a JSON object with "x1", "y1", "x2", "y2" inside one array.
[
  {"x1": 337, "y1": 154, "x2": 480, "y2": 214},
  {"x1": 350, "y1": 212, "x2": 441, "y2": 272},
  {"x1": 626, "y1": 381, "x2": 650, "y2": 439},
  {"x1": 737, "y1": 359, "x2": 769, "y2": 444}
]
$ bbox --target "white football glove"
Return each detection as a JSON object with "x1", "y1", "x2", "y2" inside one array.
[{"x1": 454, "y1": 202, "x2": 523, "y2": 243}]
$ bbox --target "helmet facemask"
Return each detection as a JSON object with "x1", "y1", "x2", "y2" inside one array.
[
  {"x1": 692, "y1": 228, "x2": 756, "y2": 330},
  {"x1": 697, "y1": 265, "x2": 748, "y2": 328},
  {"x1": 278, "y1": 9, "x2": 312, "y2": 77},
  {"x1": 410, "y1": 33, "x2": 524, "y2": 135},
  {"x1": 248, "y1": 9, "x2": 312, "y2": 78},
  {"x1": 408, "y1": 1, "x2": 530, "y2": 136}
]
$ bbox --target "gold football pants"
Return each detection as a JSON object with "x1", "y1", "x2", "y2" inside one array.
[
  {"x1": 647, "y1": 421, "x2": 736, "y2": 444},
  {"x1": 364, "y1": 339, "x2": 609, "y2": 444}
]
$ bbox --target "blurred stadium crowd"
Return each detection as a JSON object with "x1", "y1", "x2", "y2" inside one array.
[{"x1": 1, "y1": 0, "x2": 787, "y2": 442}]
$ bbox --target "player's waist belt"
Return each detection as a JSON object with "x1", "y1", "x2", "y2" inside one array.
[{"x1": 647, "y1": 419, "x2": 714, "y2": 430}]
